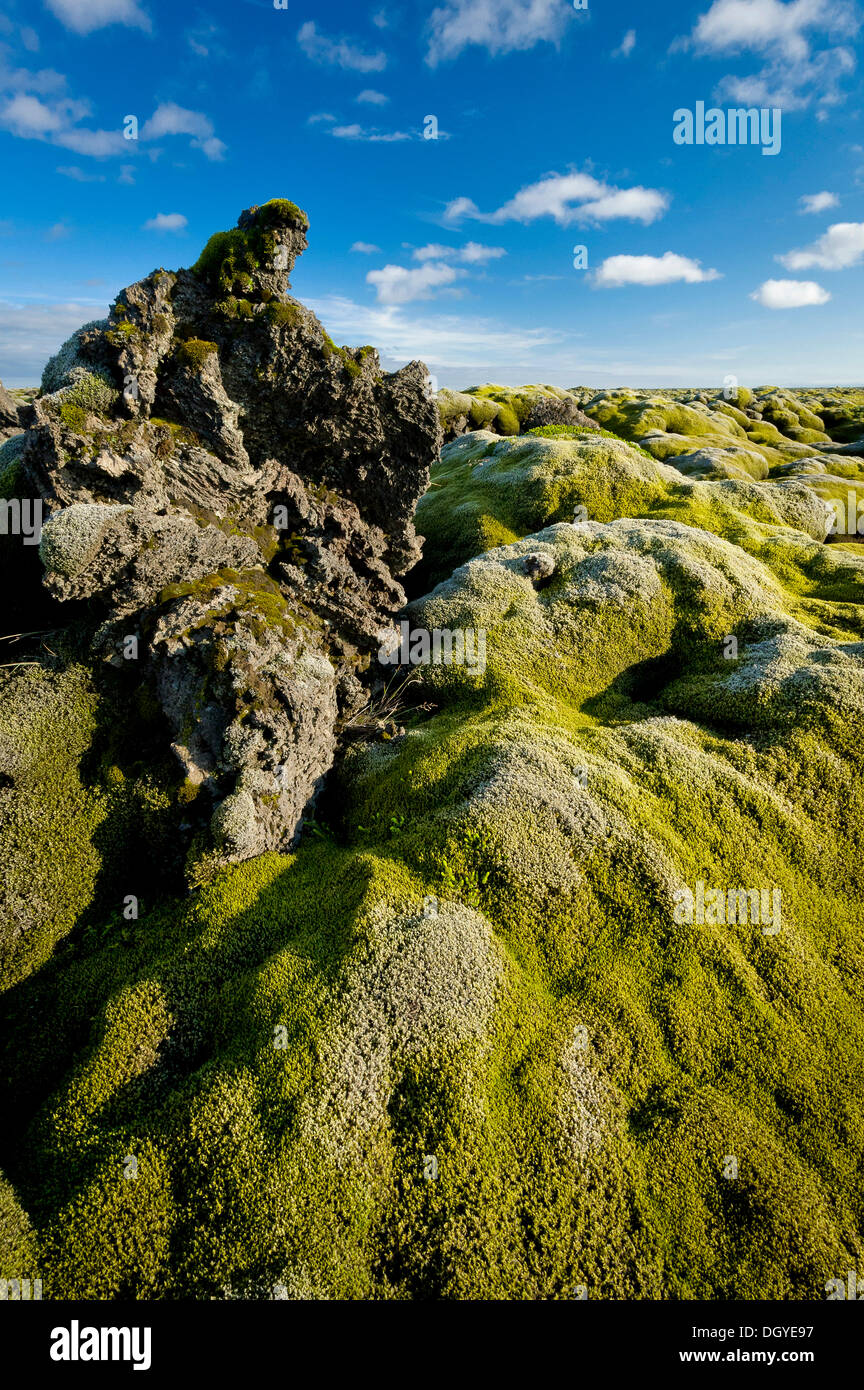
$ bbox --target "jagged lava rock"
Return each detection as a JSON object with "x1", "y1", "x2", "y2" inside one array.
[{"x1": 22, "y1": 199, "x2": 442, "y2": 866}]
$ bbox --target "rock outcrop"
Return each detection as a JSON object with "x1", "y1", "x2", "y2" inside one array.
[
  {"x1": 18, "y1": 199, "x2": 441, "y2": 866},
  {"x1": 0, "y1": 378, "x2": 23, "y2": 442}
]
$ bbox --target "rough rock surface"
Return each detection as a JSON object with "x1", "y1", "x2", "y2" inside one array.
[
  {"x1": 19, "y1": 199, "x2": 441, "y2": 865},
  {"x1": 0, "y1": 379, "x2": 23, "y2": 441}
]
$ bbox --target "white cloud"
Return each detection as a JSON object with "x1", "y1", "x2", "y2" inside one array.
[
  {"x1": 143, "y1": 212, "x2": 188, "y2": 232},
  {"x1": 371, "y1": 8, "x2": 389, "y2": 27},
  {"x1": 579, "y1": 188, "x2": 669, "y2": 224},
  {"x1": 140, "y1": 102, "x2": 226, "y2": 160},
  {"x1": 1, "y1": 92, "x2": 65, "y2": 136},
  {"x1": 412, "y1": 241, "x2": 506, "y2": 264},
  {"x1": 330, "y1": 123, "x2": 411, "y2": 141},
  {"x1": 297, "y1": 20, "x2": 387, "y2": 72},
  {"x1": 426, "y1": 0, "x2": 576, "y2": 65},
  {"x1": 716, "y1": 45, "x2": 856, "y2": 111},
  {"x1": 799, "y1": 190, "x2": 839, "y2": 213},
  {"x1": 751, "y1": 277, "x2": 830, "y2": 307},
  {"x1": 612, "y1": 29, "x2": 636, "y2": 58},
  {"x1": 351, "y1": 241, "x2": 382, "y2": 254},
  {"x1": 685, "y1": 0, "x2": 856, "y2": 59},
  {"x1": 357, "y1": 89, "x2": 389, "y2": 104},
  {"x1": 44, "y1": 0, "x2": 151, "y2": 36},
  {"x1": 445, "y1": 171, "x2": 669, "y2": 227},
  {"x1": 778, "y1": 221, "x2": 864, "y2": 269},
  {"x1": 367, "y1": 262, "x2": 468, "y2": 304},
  {"x1": 677, "y1": 0, "x2": 860, "y2": 112},
  {"x1": 594, "y1": 252, "x2": 721, "y2": 288},
  {"x1": 412, "y1": 243, "x2": 454, "y2": 261},
  {"x1": 307, "y1": 112, "x2": 337, "y2": 125},
  {"x1": 457, "y1": 240, "x2": 507, "y2": 264},
  {"x1": 304, "y1": 292, "x2": 564, "y2": 377},
  {"x1": 0, "y1": 75, "x2": 225, "y2": 161},
  {"x1": 46, "y1": 222, "x2": 71, "y2": 241},
  {"x1": 0, "y1": 89, "x2": 127, "y2": 155}
]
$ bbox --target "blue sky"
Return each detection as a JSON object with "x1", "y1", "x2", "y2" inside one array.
[{"x1": 0, "y1": 0, "x2": 862, "y2": 388}]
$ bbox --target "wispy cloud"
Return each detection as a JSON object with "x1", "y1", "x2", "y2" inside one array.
[
  {"x1": 351, "y1": 241, "x2": 382, "y2": 254},
  {"x1": 357, "y1": 89, "x2": 389, "y2": 105},
  {"x1": 412, "y1": 241, "x2": 506, "y2": 264},
  {"x1": 0, "y1": 67, "x2": 226, "y2": 161},
  {"x1": 445, "y1": 171, "x2": 669, "y2": 227},
  {"x1": 425, "y1": 0, "x2": 578, "y2": 66},
  {"x1": 185, "y1": 21, "x2": 227, "y2": 59},
  {"x1": 139, "y1": 102, "x2": 226, "y2": 161},
  {"x1": 297, "y1": 20, "x2": 387, "y2": 72},
  {"x1": 799, "y1": 190, "x2": 840, "y2": 213},
  {"x1": 0, "y1": 89, "x2": 125, "y2": 155},
  {"x1": 44, "y1": 0, "x2": 151, "y2": 36},
  {"x1": 612, "y1": 29, "x2": 636, "y2": 58},
  {"x1": 594, "y1": 253, "x2": 721, "y2": 288},
  {"x1": 304, "y1": 292, "x2": 565, "y2": 377},
  {"x1": 675, "y1": 0, "x2": 860, "y2": 112},
  {"x1": 57, "y1": 164, "x2": 105, "y2": 181},
  {"x1": 330, "y1": 122, "x2": 411, "y2": 141}
]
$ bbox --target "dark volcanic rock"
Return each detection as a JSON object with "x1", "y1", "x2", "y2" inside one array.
[
  {"x1": 23, "y1": 198, "x2": 442, "y2": 868},
  {"x1": 521, "y1": 395, "x2": 601, "y2": 433}
]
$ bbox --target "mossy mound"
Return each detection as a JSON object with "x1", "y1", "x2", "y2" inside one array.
[
  {"x1": 437, "y1": 383, "x2": 591, "y2": 441},
  {"x1": 410, "y1": 429, "x2": 838, "y2": 595}
]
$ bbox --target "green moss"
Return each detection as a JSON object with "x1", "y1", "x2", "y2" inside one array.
[
  {"x1": 249, "y1": 198, "x2": 309, "y2": 232},
  {"x1": 193, "y1": 229, "x2": 259, "y2": 296},
  {"x1": 526, "y1": 423, "x2": 655, "y2": 458},
  {"x1": 0, "y1": 1169, "x2": 38, "y2": 1279},
  {"x1": 192, "y1": 201, "x2": 308, "y2": 301},
  {"x1": 175, "y1": 339, "x2": 219, "y2": 370},
  {"x1": 265, "y1": 302, "x2": 301, "y2": 329},
  {"x1": 0, "y1": 434, "x2": 27, "y2": 497},
  {"x1": 58, "y1": 402, "x2": 89, "y2": 433}
]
